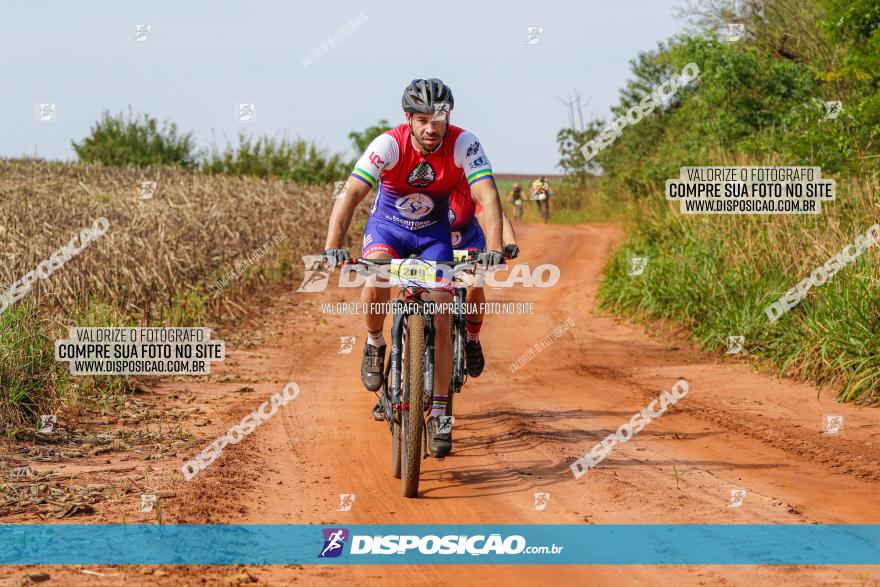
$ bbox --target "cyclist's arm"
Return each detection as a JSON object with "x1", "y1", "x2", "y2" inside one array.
[
  {"x1": 325, "y1": 180, "x2": 370, "y2": 249},
  {"x1": 501, "y1": 212, "x2": 517, "y2": 245},
  {"x1": 324, "y1": 134, "x2": 397, "y2": 249},
  {"x1": 455, "y1": 132, "x2": 502, "y2": 252},
  {"x1": 477, "y1": 209, "x2": 517, "y2": 246},
  {"x1": 471, "y1": 180, "x2": 503, "y2": 252}
]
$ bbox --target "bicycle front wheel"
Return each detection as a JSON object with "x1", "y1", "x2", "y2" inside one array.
[{"x1": 401, "y1": 312, "x2": 425, "y2": 497}]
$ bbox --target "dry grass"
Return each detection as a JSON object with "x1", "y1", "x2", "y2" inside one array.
[
  {"x1": 0, "y1": 159, "x2": 367, "y2": 321},
  {"x1": 0, "y1": 159, "x2": 366, "y2": 428}
]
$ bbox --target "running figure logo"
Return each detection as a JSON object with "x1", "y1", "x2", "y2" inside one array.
[
  {"x1": 140, "y1": 494, "x2": 157, "y2": 513},
  {"x1": 331, "y1": 180, "x2": 349, "y2": 200},
  {"x1": 532, "y1": 492, "x2": 550, "y2": 511},
  {"x1": 133, "y1": 24, "x2": 152, "y2": 42},
  {"x1": 726, "y1": 23, "x2": 744, "y2": 42},
  {"x1": 140, "y1": 181, "x2": 158, "y2": 200},
  {"x1": 297, "y1": 255, "x2": 330, "y2": 293},
  {"x1": 823, "y1": 415, "x2": 843, "y2": 435},
  {"x1": 36, "y1": 103, "x2": 57, "y2": 123},
  {"x1": 823, "y1": 101, "x2": 843, "y2": 120},
  {"x1": 38, "y1": 415, "x2": 57, "y2": 434},
  {"x1": 524, "y1": 26, "x2": 543, "y2": 45},
  {"x1": 726, "y1": 336, "x2": 744, "y2": 354},
  {"x1": 337, "y1": 494, "x2": 356, "y2": 511},
  {"x1": 319, "y1": 528, "x2": 349, "y2": 558},
  {"x1": 627, "y1": 257, "x2": 648, "y2": 276},
  {"x1": 437, "y1": 416, "x2": 454, "y2": 434},
  {"x1": 235, "y1": 103, "x2": 256, "y2": 123},
  {"x1": 727, "y1": 489, "x2": 747, "y2": 508},
  {"x1": 338, "y1": 336, "x2": 356, "y2": 354},
  {"x1": 432, "y1": 102, "x2": 451, "y2": 122}
]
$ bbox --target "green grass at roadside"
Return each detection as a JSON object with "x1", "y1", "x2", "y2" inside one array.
[{"x1": 598, "y1": 175, "x2": 880, "y2": 404}]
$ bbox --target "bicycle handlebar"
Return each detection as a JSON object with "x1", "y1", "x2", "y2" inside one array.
[{"x1": 348, "y1": 257, "x2": 475, "y2": 267}]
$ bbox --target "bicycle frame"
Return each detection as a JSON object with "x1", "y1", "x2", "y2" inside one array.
[{"x1": 450, "y1": 285, "x2": 467, "y2": 393}]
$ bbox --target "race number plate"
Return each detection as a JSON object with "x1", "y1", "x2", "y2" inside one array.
[{"x1": 390, "y1": 258, "x2": 439, "y2": 288}]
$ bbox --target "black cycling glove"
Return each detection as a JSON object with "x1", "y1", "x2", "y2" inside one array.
[
  {"x1": 477, "y1": 250, "x2": 505, "y2": 268},
  {"x1": 502, "y1": 244, "x2": 519, "y2": 259},
  {"x1": 323, "y1": 248, "x2": 350, "y2": 269}
]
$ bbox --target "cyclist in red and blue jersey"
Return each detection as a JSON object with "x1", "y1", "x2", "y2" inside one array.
[{"x1": 323, "y1": 79, "x2": 504, "y2": 458}]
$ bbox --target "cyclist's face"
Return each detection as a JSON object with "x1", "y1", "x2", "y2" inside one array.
[{"x1": 407, "y1": 112, "x2": 448, "y2": 151}]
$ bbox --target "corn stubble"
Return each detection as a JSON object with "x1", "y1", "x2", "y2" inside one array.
[{"x1": 0, "y1": 159, "x2": 361, "y2": 427}]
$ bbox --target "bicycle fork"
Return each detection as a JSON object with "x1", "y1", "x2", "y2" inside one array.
[{"x1": 387, "y1": 302, "x2": 405, "y2": 423}]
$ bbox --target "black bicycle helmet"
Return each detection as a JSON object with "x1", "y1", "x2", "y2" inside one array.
[{"x1": 402, "y1": 78, "x2": 454, "y2": 114}]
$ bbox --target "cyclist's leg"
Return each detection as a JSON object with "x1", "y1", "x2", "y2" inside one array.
[
  {"x1": 459, "y1": 220, "x2": 487, "y2": 377},
  {"x1": 417, "y1": 228, "x2": 453, "y2": 418},
  {"x1": 360, "y1": 218, "x2": 408, "y2": 391},
  {"x1": 417, "y1": 225, "x2": 454, "y2": 457}
]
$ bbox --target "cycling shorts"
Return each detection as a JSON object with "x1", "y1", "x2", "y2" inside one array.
[
  {"x1": 362, "y1": 215, "x2": 453, "y2": 262},
  {"x1": 451, "y1": 219, "x2": 485, "y2": 251}
]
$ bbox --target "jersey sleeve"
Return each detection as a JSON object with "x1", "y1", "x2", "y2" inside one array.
[
  {"x1": 454, "y1": 131, "x2": 494, "y2": 186},
  {"x1": 351, "y1": 133, "x2": 398, "y2": 189}
]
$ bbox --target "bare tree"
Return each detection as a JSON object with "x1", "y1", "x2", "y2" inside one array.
[{"x1": 556, "y1": 92, "x2": 591, "y2": 133}]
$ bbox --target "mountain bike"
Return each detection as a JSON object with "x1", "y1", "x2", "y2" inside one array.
[{"x1": 349, "y1": 255, "x2": 477, "y2": 498}]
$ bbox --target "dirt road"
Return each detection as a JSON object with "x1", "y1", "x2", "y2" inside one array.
[{"x1": 3, "y1": 222, "x2": 880, "y2": 586}]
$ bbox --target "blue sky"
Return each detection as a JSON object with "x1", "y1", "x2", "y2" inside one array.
[{"x1": 1, "y1": 0, "x2": 685, "y2": 174}]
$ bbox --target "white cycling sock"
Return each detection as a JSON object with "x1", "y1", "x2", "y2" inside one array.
[
  {"x1": 366, "y1": 328, "x2": 386, "y2": 348},
  {"x1": 429, "y1": 395, "x2": 448, "y2": 419}
]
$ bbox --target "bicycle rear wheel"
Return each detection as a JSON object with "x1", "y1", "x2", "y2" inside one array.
[
  {"x1": 401, "y1": 313, "x2": 425, "y2": 497},
  {"x1": 391, "y1": 420, "x2": 401, "y2": 478}
]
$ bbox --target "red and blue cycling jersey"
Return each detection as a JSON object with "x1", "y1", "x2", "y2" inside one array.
[{"x1": 352, "y1": 123, "x2": 493, "y2": 259}]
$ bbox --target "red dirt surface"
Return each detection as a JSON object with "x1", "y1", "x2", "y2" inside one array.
[{"x1": 2, "y1": 223, "x2": 879, "y2": 586}]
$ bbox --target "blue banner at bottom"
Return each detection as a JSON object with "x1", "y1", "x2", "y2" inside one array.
[{"x1": 1, "y1": 524, "x2": 878, "y2": 565}]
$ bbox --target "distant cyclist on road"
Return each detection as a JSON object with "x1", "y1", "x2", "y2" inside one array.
[
  {"x1": 322, "y1": 79, "x2": 504, "y2": 458},
  {"x1": 507, "y1": 182, "x2": 523, "y2": 221},
  {"x1": 531, "y1": 176, "x2": 552, "y2": 223}
]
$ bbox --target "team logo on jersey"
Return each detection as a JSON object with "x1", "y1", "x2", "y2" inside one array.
[
  {"x1": 448, "y1": 208, "x2": 456, "y2": 224},
  {"x1": 395, "y1": 193, "x2": 434, "y2": 220},
  {"x1": 451, "y1": 231, "x2": 463, "y2": 247},
  {"x1": 468, "y1": 156, "x2": 488, "y2": 169},
  {"x1": 407, "y1": 162, "x2": 436, "y2": 188},
  {"x1": 466, "y1": 141, "x2": 480, "y2": 157}
]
